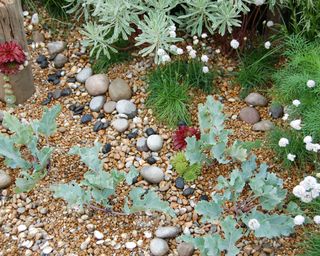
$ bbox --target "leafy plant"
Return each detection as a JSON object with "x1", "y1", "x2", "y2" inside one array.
[
  {"x1": 51, "y1": 143, "x2": 175, "y2": 217},
  {"x1": 173, "y1": 125, "x2": 200, "y2": 150},
  {"x1": 171, "y1": 152, "x2": 202, "y2": 181},
  {"x1": 0, "y1": 105, "x2": 61, "y2": 193},
  {"x1": 299, "y1": 232, "x2": 320, "y2": 256}
]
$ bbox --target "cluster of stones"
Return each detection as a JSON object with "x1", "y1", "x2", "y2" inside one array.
[{"x1": 239, "y1": 92, "x2": 284, "y2": 131}]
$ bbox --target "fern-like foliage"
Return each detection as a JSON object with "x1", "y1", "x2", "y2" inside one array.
[{"x1": 171, "y1": 152, "x2": 202, "y2": 181}]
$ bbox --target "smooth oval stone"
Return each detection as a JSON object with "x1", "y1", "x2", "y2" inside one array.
[
  {"x1": 147, "y1": 135, "x2": 163, "y2": 152},
  {"x1": 90, "y1": 96, "x2": 106, "y2": 112},
  {"x1": 141, "y1": 166, "x2": 164, "y2": 184},
  {"x1": 53, "y1": 54, "x2": 68, "y2": 68},
  {"x1": 116, "y1": 100, "x2": 137, "y2": 118},
  {"x1": 146, "y1": 128, "x2": 156, "y2": 136},
  {"x1": 136, "y1": 138, "x2": 149, "y2": 152},
  {"x1": 239, "y1": 107, "x2": 260, "y2": 124},
  {"x1": 183, "y1": 187, "x2": 195, "y2": 196},
  {"x1": 269, "y1": 103, "x2": 284, "y2": 119},
  {"x1": 0, "y1": 170, "x2": 11, "y2": 189},
  {"x1": 102, "y1": 143, "x2": 112, "y2": 154},
  {"x1": 252, "y1": 120, "x2": 274, "y2": 131},
  {"x1": 103, "y1": 101, "x2": 116, "y2": 113},
  {"x1": 146, "y1": 156, "x2": 157, "y2": 165},
  {"x1": 175, "y1": 177, "x2": 185, "y2": 189},
  {"x1": 109, "y1": 78, "x2": 132, "y2": 101},
  {"x1": 85, "y1": 74, "x2": 109, "y2": 96},
  {"x1": 150, "y1": 238, "x2": 169, "y2": 256},
  {"x1": 76, "y1": 67, "x2": 93, "y2": 83},
  {"x1": 81, "y1": 114, "x2": 93, "y2": 124},
  {"x1": 155, "y1": 226, "x2": 181, "y2": 239},
  {"x1": 177, "y1": 242, "x2": 195, "y2": 256},
  {"x1": 112, "y1": 119, "x2": 129, "y2": 132},
  {"x1": 47, "y1": 41, "x2": 66, "y2": 55},
  {"x1": 245, "y1": 92, "x2": 268, "y2": 106}
]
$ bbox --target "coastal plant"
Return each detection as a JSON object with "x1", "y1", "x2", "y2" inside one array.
[
  {"x1": 51, "y1": 143, "x2": 175, "y2": 217},
  {"x1": 0, "y1": 105, "x2": 61, "y2": 193},
  {"x1": 180, "y1": 155, "x2": 295, "y2": 255},
  {"x1": 171, "y1": 152, "x2": 202, "y2": 181},
  {"x1": 172, "y1": 125, "x2": 200, "y2": 151}
]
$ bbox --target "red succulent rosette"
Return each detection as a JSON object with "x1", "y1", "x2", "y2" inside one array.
[
  {"x1": 173, "y1": 126, "x2": 201, "y2": 150},
  {"x1": 0, "y1": 41, "x2": 26, "y2": 75}
]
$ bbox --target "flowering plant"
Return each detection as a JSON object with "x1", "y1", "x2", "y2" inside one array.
[
  {"x1": 172, "y1": 125, "x2": 200, "y2": 150},
  {"x1": 0, "y1": 41, "x2": 27, "y2": 75}
]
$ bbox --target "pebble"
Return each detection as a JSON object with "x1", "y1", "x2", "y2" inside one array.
[
  {"x1": 81, "y1": 114, "x2": 93, "y2": 124},
  {"x1": 146, "y1": 127, "x2": 156, "y2": 136},
  {"x1": 141, "y1": 166, "x2": 164, "y2": 184},
  {"x1": 94, "y1": 230, "x2": 104, "y2": 240},
  {"x1": 239, "y1": 107, "x2": 260, "y2": 124},
  {"x1": 199, "y1": 195, "x2": 209, "y2": 201},
  {"x1": 109, "y1": 78, "x2": 132, "y2": 101},
  {"x1": 147, "y1": 135, "x2": 163, "y2": 152},
  {"x1": 90, "y1": 96, "x2": 106, "y2": 112},
  {"x1": 76, "y1": 67, "x2": 93, "y2": 83},
  {"x1": 155, "y1": 226, "x2": 181, "y2": 239},
  {"x1": 53, "y1": 53, "x2": 68, "y2": 68},
  {"x1": 47, "y1": 41, "x2": 65, "y2": 55},
  {"x1": 42, "y1": 246, "x2": 53, "y2": 254},
  {"x1": 150, "y1": 238, "x2": 169, "y2": 256},
  {"x1": 103, "y1": 101, "x2": 116, "y2": 113},
  {"x1": 245, "y1": 92, "x2": 268, "y2": 107},
  {"x1": 136, "y1": 138, "x2": 149, "y2": 152},
  {"x1": 18, "y1": 224, "x2": 27, "y2": 233},
  {"x1": 0, "y1": 170, "x2": 11, "y2": 189},
  {"x1": 85, "y1": 74, "x2": 109, "y2": 96},
  {"x1": 252, "y1": 120, "x2": 274, "y2": 131},
  {"x1": 183, "y1": 188, "x2": 195, "y2": 196},
  {"x1": 177, "y1": 242, "x2": 195, "y2": 256},
  {"x1": 102, "y1": 143, "x2": 112, "y2": 154},
  {"x1": 146, "y1": 156, "x2": 157, "y2": 165},
  {"x1": 175, "y1": 177, "x2": 185, "y2": 189},
  {"x1": 125, "y1": 241, "x2": 137, "y2": 250},
  {"x1": 93, "y1": 121, "x2": 108, "y2": 132},
  {"x1": 269, "y1": 103, "x2": 284, "y2": 119},
  {"x1": 116, "y1": 100, "x2": 137, "y2": 118},
  {"x1": 112, "y1": 119, "x2": 129, "y2": 132}
]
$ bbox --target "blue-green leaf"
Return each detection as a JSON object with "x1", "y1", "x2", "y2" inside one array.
[{"x1": 195, "y1": 201, "x2": 223, "y2": 223}]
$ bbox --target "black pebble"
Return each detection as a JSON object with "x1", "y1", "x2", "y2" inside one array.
[
  {"x1": 40, "y1": 60, "x2": 49, "y2": 69},
  {"x1": 47, "y1": 92, "x2": 54, "y2": 99},
  {"x1": 61, "y1": 88, "x2": 72, "y2": 96},
  {"x1": 48, "y1": 74, "x2": 58, "y2": 83},
  {"x1": 36, "y1": 55, "x2": 47, "y2": 64},
  {"x1": 53, "y1": 89, "x2": 62, "y2": 99},
  {"x1": 175, "y1": 177, "x2": 185, "y2": 189},
  {"x1": 102, "y1": 143, "x2": 112, "y2": 154},
  {"x1": 97, "y1": 112, "x2": 105, "y2": 119},
  {"x1": 69, "y1": 104, "x2": 84, "y2": 115},
  {"x1": 81, "y1": 114, "x2": 93, "y2": 124},
  {"x1": 183, "y1": 187, "x2": 195, "y2": 196},
  {"x1": 146, "y1": 128, "x2": 155, "y2": 136},
  {"x1": 128, "y1": 131, "x2": 138, "y2": 140},
  {"x1": 146, "y1": 156, "x2": 157, "y2": 165},
  {"x1": 199, "y1": 195, "x2": 209, "y2": 201},
  {"x1": 93, "y1": 121, "x2": 104, "y2": 132},
  {"x1": 67, "y1": 77, "x2": 76, "y2": 83}
]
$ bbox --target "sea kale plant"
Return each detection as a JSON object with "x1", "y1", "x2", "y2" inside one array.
[
  {"x1": 65, "y1": 0, "x2": 281, "y2": 63},
  {"x1": 51, "y1": 142, "x2": 176, "y2": 217},
  {"x1": 0, "y1": 105, "x2": 61, "y2": 193}
]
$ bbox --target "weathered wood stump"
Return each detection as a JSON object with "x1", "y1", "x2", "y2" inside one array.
[{"x1": 0, "y1": 0, "x2": 35, "y2": 104}]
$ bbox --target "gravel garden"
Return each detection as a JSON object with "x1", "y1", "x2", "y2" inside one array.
[{"x1": 0, "y1": 0, "x2": 320, "y2": 255}]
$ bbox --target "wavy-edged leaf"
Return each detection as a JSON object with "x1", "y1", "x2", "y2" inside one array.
[
  {"x1": 36, "y1": 105, "x2": 61, "y2": 138},
  {"x1": 195, "y1": 200, "x2": 223, "y2": 223}
]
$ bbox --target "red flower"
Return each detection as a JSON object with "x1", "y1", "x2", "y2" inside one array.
[
  {"x1": 0, "y1": 41, "x2": 26, "y2": 75},
  {"x1": 173, "y1": 126, "x2": 201, "y2": 150}
]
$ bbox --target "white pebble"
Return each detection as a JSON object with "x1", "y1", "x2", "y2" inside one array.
[
  {"x1": 144, "y1": 231, "x2": 153, "y2": 238},
  {"x1": 125, "y1": 241, "x2": 137, "y2": 250},
  {"x1": 94, "y1": 230, "x2": 104, "y2": 240},
  {"x1": 42, "y1": 246, "x2": 53, "y2": 254},
  {"x1": 18, "y1": 224, "x2": 27, "y2": 233}
]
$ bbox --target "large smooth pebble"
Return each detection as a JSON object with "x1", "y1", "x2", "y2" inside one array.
[
  {"x1": 245, "y1": 92, "x2": 268, "y2": 106},
  {"x1": 94, "y1": 230, "x2": 104, "y2": 240},
  {"x1": 85, "y1": 74, "x2": 109, "y2": 96},
  {"x1": 0, "y1": 170, "x2": 11, "y2": 189},
  {"x1": 136, "y1": 138, "x2": 149, "y2": 152},
  {"x1": 147, "y1": 135, "x2": 163, "y2": 152},
  {"x1": 76, "y1": 67, "x2": 93, "y2": 83},
  {"x1": 177, "y1": 242, "x2": 195, "y2": 256},
  {"x1": 89, "y1": 96, "x2": 106, "y2": 112},
  {"x1": 150, "y1": 238, "x2": 169, "y2": 256},
  {"x1": 239, "y1": 107, "x2": 260, "y2": 124},
  {"x1": 155, "y1": 226, "x2": 181, "y2": 239},
  {"x1": 103, "y1": 101, "x2": 116, "y2": 113},
  {"x1": 252, "y1": 120, "x2": 274, "y2": 131},
  {"x1": 125, "y1": 241, "x2": 137, "y2": 250},
  {"x1": 116, "y1": 100, "x2": 137, "y2": 118},
  {"x1": 141, "y1": 166, "x2": 164, "y2": 184},
  {"x1": 112, "y1": 119, "x2": 129, "y2": 132},
  {"x1": 47, "y1": 41, "x2": 65, "y2": 55},
  {"x1": 109, "y1": 78, "x2": 132, "y2": 101}
]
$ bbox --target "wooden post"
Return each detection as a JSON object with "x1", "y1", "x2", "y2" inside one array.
[{"x1": 0, "y1": 0, "x2": 35, "y2": 104}]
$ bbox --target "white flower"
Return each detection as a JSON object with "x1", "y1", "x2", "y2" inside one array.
[
  {"x1": 290, "y1": 119, "x2": 302, "y2": 130},
  {"x1": 266, "y1": 20, "x2": 274, "y2": 27},
  {"x1": 189, "y1": 50, "x2": 197, "y2": 59},
  {"x1": 312, "y1": 143, "x2": 320, "y2": 152},
  {"x1": 248, "y1": 219, "x2": 260, "y2": 230},
  {"x1": 215, "y1": 49, "x2": 221, "y2": 54},
  {"x1": 230, "y1": 39, "x2": 240, "y2": 49},
  {"x1": 264, "y1": 41, "x2": 271, "y2": 49},
  {"x1": 300, "y1": 176, "x2": 318, "y2": 190},
  {"x1": 193, "y1": 35, "x2": 198, "y2": 40},
  {"x1": 293, "y1": 185, "x2": 306, "y2": 198},
  {"x1": 157, "y1": 49, "x2": 166, "y2": 56},
  {"x1": 306, "y1": 143, "x2": 315, "y2": 151},
  {"x1": 176, "y1": 48, "x2": 184, "y2": 55},
  {"x1": 186, "y1": 45, "x2": 193, "y2": 52},
  {"x1": 301, "y1": 193, "x2": 313, "y2": 203},
  {"x1": 169, "y1": 25, "x2": 176, "y2": 31},
  {"x1": 162, "y1": 54, "x2": 171, "y2": 63},
  {"x1": 282, "y1": 113, "x2": 289, "y2": 121},
  {"x1": 287, "y1": 153, "x2": 296, "y2": 162},
  {"x1": 278, "y1": 138, "x2": 289, "y2": 147},
  {"x1": 201, "y1": 33, "x2": 208, "y2": 39},
  {"x1": 294, "y1": 215, "x2": 305, "y2": 225},
  {"x1": 201, "y1": 55, "x2": 209, "y2": 63},
  {"x1": 304, "y1": 136, "x2": 313, "y2": 144},
  {"x1": 202, "y1": 66, "x2": 209, "y2": 73},
  {"x1": 307, "y1": 80, "x2": 316, "y2": 88},
  {"x1": 292, "y1": 99, "x2": 301, "y2": 107},
  {"x1": 193, "y1": 39, "x2": 199, "y2": 45},
  {"x1": 314, "y1": 216, "x2": 320, "y2": 224},
  {"x1": 170, "y1": 45, "x2": 177, "y2": 52},
  {"x1": 255, "y1": 0, "x2": 265, "y2": 6},
  {"x1": 169, "y1": 31, "x2": 176, "y2": 38}
]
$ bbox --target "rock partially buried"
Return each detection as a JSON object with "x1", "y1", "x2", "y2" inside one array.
[
  {"x1": 245, "y1": 92, "x2": 268, "y2": 107},
  {"x1": 85, "y1": 74, "x2": 110, "y2": 96},
  {"x1": 252, "y1": 120, "x2": 274, "y2": 131},
  {"x1": 177, "y1": 242, "x2": 195, "y2": 256},
  {"x1": 239, "y1": 107, "x2": 260, "y2": 124},
  {"x1": 103, "y1": 101, "x2": 116, "y2": 113},
  {"x1": 47, "y1": 41, "x2": 66, "y2": 55},
  {"x1": 147, "y1": 135, "x2": 163, "y2": 152},
  {"x1": 76, "y1": 67, "x2": 93, "y2": 83},
  {"x1": 109, "y1": 78, "x2": 132, "y2": 101},
  {"x1": 141, "y1": 166, "x2": 164, "y2": 184},
  {"x1": 0, "y1": 170, "x2": 11, "y2": 189},
  {"x1": 269, "y1": 103, "x2": 284, "y2": 119},
  {"x1": 116, "y1": 100, "x2": 137, "y2": 118},
  {"x1": 53, "y1": 54, "x2": 68, "y2": 68},
  {"x1": 155, "y1": 226, "x2": 181, "y2": 239},
  {"x1": 136, "y1": 138, "x2": 149, "y2": 152},
  {"x1": 150, "y1": 238, "x2": 169, "y2": 256},
  {"x1": 112, "y1": 119, "x2": 129, "y2": 132},
  {"x1": 90, "y1": 96, "x2": 106, "y2": 112}
]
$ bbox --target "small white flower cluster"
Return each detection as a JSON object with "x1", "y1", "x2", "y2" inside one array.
[
  {"x1": 157, "y1": 48, "x2": 171, "y2": 64},
  {"x1": 264, "y1": 41, "x2": 271, "y2": 49},
  {"x1": 290, "y1": 119, "x2": 302, "y2": 130},
  {"x1": 169, "y1": 24, "x2": 176, "y2": 38},
  {"x1": 307, "y1": 79, "x2": 316, "y2": 88},
  {"x1": 255, "y1": 0, "x2": 265, "y2": 6},
  {"x1": 248, "y1": 218, "x2": 260, "y2": 231},
  {"x1": 230, "y1": 39, "x2": 240, "y2": 49},
  {"x1": 304, "y1": 136, "x2": 320, "y2": 153},
  {"x1": 293, "y1": 176, "x2": 320, "y2": 203}
]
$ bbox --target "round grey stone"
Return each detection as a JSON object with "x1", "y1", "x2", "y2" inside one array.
[
  {"x1": 150, "y1": 238, "x2": 169, "y2": 256},
  {"x1": 76, "y1": 67, "x2": 93, "y2": 83},
  {"x1": 109, "y1": 78, "x2": 132, "y2": 101},
  {"x1": 89, "y1": 96, "x2": 106, "y2": 112},
  {"x1": 0, "y1": 170, "x2": 11, "y2": 189},
  {"x1": 252, "y1": 120, "x2": 274, "y2": 131},
  {"x1": 155, "y1": 226, "x2": 181, "y2": 239},
  {"x1": 177, "y1": 242, "x2": 195, "y2": 256},
  {"x1": 147, "y1": 135, "x2": 163, "y2": 152},
  {"x1": 141, "y1": 166, "x2": 164, "y2": 184},
  {"x1": 239, "y1": 107, "x2": 260, "y2": 124},
  {"x1": 269, "y1": 103, "x2": 284, "y2": 119},
  {"x1": 112, "y1": 119, "x2": 129, "y2": 132},
  {"x1": 47, "y1": 41, "x2": 66, "y2": 55},
  {"x1": 103, "y1": 101, "x2": 116, "y2": 113},
  {"x1": 136, "y1": 138, "x2": 149, "y2": 152},
  {"x1": 245, "y1": 93, "x2": 268, "y2": 107},
  {"x1": 53, "y1": 54, "x2": 68, "y2": 68},
  {"x1": 116, "y1": 100, "x2": 137, "y2": 118},
  {"x1": 85, "y1": 74, "x2": 109, "y2": 96}
]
